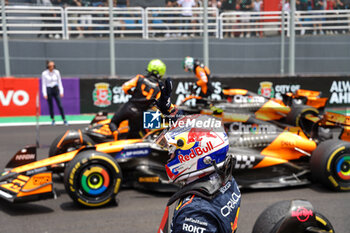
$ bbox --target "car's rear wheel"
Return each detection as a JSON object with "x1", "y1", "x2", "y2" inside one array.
[
  {"x1": 49, "y1": 130, "x2": 94, "y2": 157},
  {"x1": 311, "y1": 139, "x2": 350, "y2": 191},
  {"x1": 285, "y1": 106, "x2": 319, "y2": 135},
  {"x1": 252, "y1": 200, "x2": 334, "y2": 233},
  {"x1": 64, "y1": 150, "x2": 122, "y2": 207}
]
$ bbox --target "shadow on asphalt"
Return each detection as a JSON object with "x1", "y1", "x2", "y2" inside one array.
[
  {"x1": 308, "y1": 183, "x2": 336, "y2": 194},
  {"x1": 0, "y1": 199, "x2": 54, "y2": 216},
  {"x1": 60, "y1": 198, "x2": 119, "y2": 211}
]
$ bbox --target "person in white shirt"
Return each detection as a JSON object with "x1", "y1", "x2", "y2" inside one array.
[
  {"x1": 177, "y1": 0, "x2": 197, "y2": 36},
  {"x1": 41, "y1": 60, "x2": 68, "y2": 126}
]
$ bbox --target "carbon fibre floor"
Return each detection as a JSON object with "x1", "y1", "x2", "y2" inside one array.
[{"x1": 0, "y1": 125, "x2": 349, "y2": 233}]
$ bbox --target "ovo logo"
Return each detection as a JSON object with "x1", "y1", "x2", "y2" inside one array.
[{"x1": 0, "y1": 90, "x2": 30, "y2": 106}]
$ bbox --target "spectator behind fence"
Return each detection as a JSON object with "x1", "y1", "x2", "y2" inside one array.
[
  {"x1": 252, "y1": 0, "x2": 263, "y2": 37},
  {"x1": 115, "y1": 0, "x2": 130, "y2": 38},
  {"x1": 68, "y1": 0, "x2": 85, "y2": 39},
  {"x1": 177, "y1": 0, "x2": 196, "y2": 37},
  {"x1": 221, "y1": 0, "x2": 239, "y2": 37},
  {"x1": 313, "y1": 0, "x2": 324, "y2": 35},
  {"x1": 335, "y1": 0, "x2": 348, "y2": 34},
  {"x1": 165, "y1": 0, "x2": 178, "y2": 38},
  {"x1": 42, "y1": 61, "x2": 68, "y2": 126},
  {"x1": 239, "y1": 0, "x2": 253, "y2": 38}
]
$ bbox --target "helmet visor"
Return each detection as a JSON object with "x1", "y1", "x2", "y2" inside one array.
[{"x1": 155, "y1": 128, "x2": 177, "y2": 155}]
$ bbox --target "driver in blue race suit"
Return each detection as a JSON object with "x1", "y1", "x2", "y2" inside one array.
[{"x1": 156, "y1": 115, "x2": 241, "y2": 233}]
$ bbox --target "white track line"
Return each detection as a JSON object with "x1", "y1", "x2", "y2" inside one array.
[{"x1": 0, "y1": 120, "x2": 90, "y2": 127}]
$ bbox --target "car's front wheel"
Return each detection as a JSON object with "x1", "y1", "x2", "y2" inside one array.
[{"x1": 64, "y1": 150, "x2": 122, "y2": 207}]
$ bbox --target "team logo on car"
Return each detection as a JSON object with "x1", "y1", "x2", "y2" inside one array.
[
  {"x1": 292, "y1": 207, "x2": 313, "y2": 222},
  {"x1": 93, "y1": 82, "x2": 112, "y2": 107},
  {"x1": 258, "y1": 81, "x2": 275, "y2": 98}
]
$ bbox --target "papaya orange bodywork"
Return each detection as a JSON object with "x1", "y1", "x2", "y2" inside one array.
[
  {"x1": 340, "y1": 126, "x2": 350, "y2": 142},
  {"x1": 253, "y1": 156, "x2": 289, "y2": 169},
  {"x1": 295, "y1": 89, "x2": 321, "y2": 98},
  {"x1": 306, "y1": 98, "x2": 328, "y2": 109},
  {"x1": 261, "y1": 131, "x2": 317, "y2": 160},
  {"x1": 17, "y1": 173, "x2": 53, "y2": 197},
  {"x1": 95, "y1": 139, "x2": 143, "y2": 154},
  {"x1": 0, "y1": 173, "x2": 53, "y2": 197},
  {"x1": 255, "y1": 100, "x2": 291, "y2": 121},
  {"x1": 222, "y1": 89, "x2": 248, "y2": 96}
]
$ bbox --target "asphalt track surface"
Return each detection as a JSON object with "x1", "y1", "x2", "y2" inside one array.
[{"x1": 0, "y1": 125, "x2": 349, "y2": 233}]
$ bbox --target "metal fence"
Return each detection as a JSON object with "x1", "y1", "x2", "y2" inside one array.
[{"x1": 1, "y1": 6, "x2": 350, "y2": 39}]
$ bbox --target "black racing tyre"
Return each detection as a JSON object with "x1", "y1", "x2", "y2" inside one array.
[
  {"x1": 311, "y1": 139, "x2": 350, "y2": 191},
  {"x1": 252, "y1": 201, "x2": 289, "y2": 233},
  {"x1": 64, "y1": 150, "x2": 122, "y2": 207},
  {"x1": 285, "y1": 106, "x2": 319, "y2": 127},
  {"x1": 252, "y1": 201, "x2": 334, "y2": 233},
  {"x1": 49, "y1": 130, "x2": 95, "y2": 157}
]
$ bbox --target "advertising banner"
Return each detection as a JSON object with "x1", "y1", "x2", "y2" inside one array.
[
  {"x1": 171, "y1": 76, "x2": 350, "y2": 108},
  {"x1": 80, "y1": 76, "x2": 350, "y2": 114},
  {"x1": 80, "y1": 78, "x2": 131, "y2": 113},
  {"x1": 40, "y1": 78, "x2": 80, "y2": 116},
  {"x1": 0, "y1": 77, "x2": 39, "y2": 116}
]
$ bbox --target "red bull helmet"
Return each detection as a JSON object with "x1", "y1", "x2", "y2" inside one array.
[{"x1": 156, "y1": 115, "x2": 229, "y2": 183}]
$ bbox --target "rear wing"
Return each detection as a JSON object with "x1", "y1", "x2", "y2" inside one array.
[
  {"x1": 322, "y1": 112, "x2": 350, "y2": 126},
  {"x1": 283, "y1": 89, "x2": 328, "y2": 110},
  {"x1": 90, "y1": 111, "x2": 109, "y2": 125}
]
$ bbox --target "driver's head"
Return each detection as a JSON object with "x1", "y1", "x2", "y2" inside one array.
[
  {"x1": 155, "y1": 115, "x2": 229, "y2": 184},
  {"x1": 182, "y1": 56, "x2": 194, "y2": 72},
  {"x1": 147, "y1": 59, "x2": 166, "y2": 79}
]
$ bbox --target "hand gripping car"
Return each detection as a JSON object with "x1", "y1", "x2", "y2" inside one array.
[{"x1": 0, "y1": 129, "x2": 176, "y2": 207}]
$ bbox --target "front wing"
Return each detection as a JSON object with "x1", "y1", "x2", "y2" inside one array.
[{"x1": 0, "y1": 172, "x2": 55, "y2": 203}]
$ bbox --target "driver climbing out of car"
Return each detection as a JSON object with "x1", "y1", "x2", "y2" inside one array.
[
  {"x1": 183, "y1": 56, "x2": 214, "y2": 106},
  {"x1": 156, "y1": 115, "x2": 241, "y2": 233},
  {"x1": 109, "y1": 59, "x2": 175, "y2": 140}
]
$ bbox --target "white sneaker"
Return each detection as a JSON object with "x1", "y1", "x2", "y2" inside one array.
[
  {"x1": 183, "y1": 33, "x2": 188, "y2": 37},
  {"x1": 246, "y1": 33, "x2": 251, "y2": 38},
  {"x1": 76, "y1": 34, "x2": 84, "y2": 39},
  {"x1": 190, "y1": 33, "x2": 195, "y2": 37},
  {"x1": 313, "y1": 30, "x2": 317, "y2": 35},
  {"x1": 301, "y1": 28, "x2": 305, "y2": 35},
  {"x1": 240, "y1": 33, "x2": 244, "y2": 38},
  {"x1": 165, "y1": 33, "x2": 170, "y2": 38},
  {"x1": 54, "y1": 34, "x2": 61, "y2": 39},
  {"x1": 319, "y1": 30, "x2": 324, "y2": 35}
]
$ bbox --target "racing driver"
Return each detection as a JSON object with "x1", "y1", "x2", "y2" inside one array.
[
  {"x1": 109, "y1": 59, "x2": 173, "y2": 140},
  {"x1": 182, "y1": 56, "x2": 213, "y2": 105},
  {"x1": 157, "y1": 114, "x2": 241, "y2": 233}
]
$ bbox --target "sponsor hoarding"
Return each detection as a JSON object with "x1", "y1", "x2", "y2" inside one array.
[
  {"x1": 0, "y1": 77, "x2": 39, "y2": 116},
  {"x1": 80, "y1": 76, "x2": 350, "y2": 114},
  {"x1": 40, "y1": 78, "x2": 80, "y2": 116},
  {"x1": 80, "y1": 79, "x2": 131, "y2": 113}
]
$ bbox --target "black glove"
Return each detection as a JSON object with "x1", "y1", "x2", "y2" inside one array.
[{"x1": 156, "y1": 77, "x2": 173, "y2": 115}]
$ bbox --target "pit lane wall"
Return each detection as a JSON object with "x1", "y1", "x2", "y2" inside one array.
[{"x1": 1, "y1": 76, "x2": 349, "y2": 117}]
